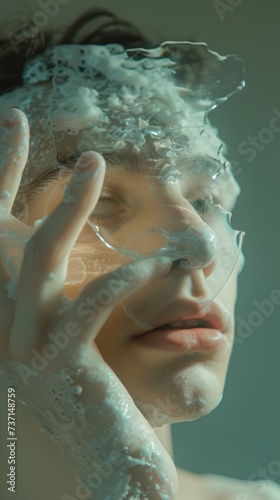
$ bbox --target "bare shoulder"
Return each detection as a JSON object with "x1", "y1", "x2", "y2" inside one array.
[
  {"x1": 177, "y1": 469, "x2": 280, "y2": 500},
  {"x1": 176, "y1": 467, "x2": 208, "y2": 500}
]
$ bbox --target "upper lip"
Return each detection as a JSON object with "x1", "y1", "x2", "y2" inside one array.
[{"x1": 134, "y1": 301, "x2": 229, "y2": 336}]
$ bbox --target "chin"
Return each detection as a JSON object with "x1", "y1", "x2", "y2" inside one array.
[{"x1": 133, "y1": 363, "x2": 226, "y2": 428}]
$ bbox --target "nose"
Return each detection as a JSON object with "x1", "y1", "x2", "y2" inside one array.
[
  {"x1": 149, "y1": 199, "x2": 218, "y2": 271},
  {"x1": 164, "y1": 224, "x2": 218, "y2": 270}
]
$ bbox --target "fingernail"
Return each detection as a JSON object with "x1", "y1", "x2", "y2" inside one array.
[
  {"x1": 133, "y1": 255, "x2": 172, "y2": 279},
  {"x1": 3, "y1": 109, "x2": 20, "y2": 129},
  {"x1": 77, "y1": 152, "x2": 100, "y2": 170},
  {"x1": 152, "y1": 256, "x2": 173, "y2": 277},
  {"x1": 156, "y1": 256, "x2": 173, "y2": 266}
]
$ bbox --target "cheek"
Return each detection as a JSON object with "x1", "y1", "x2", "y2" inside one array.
[
  {"x1": 219, "y1": 269, "x2": 239, "y2": 313},
  {"x1": 63, "y1": 246, "x2": 112, "y2": 299},
  {"x1": 63, "y1": 228, "x2": 132, "y2": 299}
]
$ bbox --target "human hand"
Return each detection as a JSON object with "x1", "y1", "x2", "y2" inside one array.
[{"x1": 0, "y1": 108, "x2": 178, "y2": 499}]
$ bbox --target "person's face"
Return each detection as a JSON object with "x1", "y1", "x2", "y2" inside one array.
[{"x1": 26, "y1": 127, "x2": 242, "y2": 427}]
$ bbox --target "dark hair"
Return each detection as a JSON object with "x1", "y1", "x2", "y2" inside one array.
[
  {"x1": 0, "y1": 7, "x2": 154, "y2": 95},
  {"x1": 0, "y1": 7, "x2": 206, "y2": 95}
]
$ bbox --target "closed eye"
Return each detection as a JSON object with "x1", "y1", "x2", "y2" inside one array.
[{"x1": 89, "y1": 194, "x2": 123, "y2": 221}]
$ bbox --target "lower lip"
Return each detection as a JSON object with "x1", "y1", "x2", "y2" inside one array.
[{"x1": 133, "y1": 327, "x2": 227, "y2": 353}]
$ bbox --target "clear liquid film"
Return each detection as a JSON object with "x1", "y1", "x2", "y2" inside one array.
[{"x1": 0, "y1": 41, "x2": 246, "y2": 328}]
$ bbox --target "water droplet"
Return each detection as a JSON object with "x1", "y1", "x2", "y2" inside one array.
[{"x1": 144, "y1": 126, "x2": 165, "y2": 139}]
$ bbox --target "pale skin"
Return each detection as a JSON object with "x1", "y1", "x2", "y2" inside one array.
[{"x1": 0, "y1": 109, "x2": 279, "y2": 499}]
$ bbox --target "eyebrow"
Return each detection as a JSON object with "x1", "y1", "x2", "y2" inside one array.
[
  {"x1": 57, "y1": 148, "x2": 152, "y2": 175},
  {"x1": 56, "y1": 148, "x2": 240, "y2": 203},
  {"x1": 57, "y1": 148, "x2": 231, "y2": 179}
]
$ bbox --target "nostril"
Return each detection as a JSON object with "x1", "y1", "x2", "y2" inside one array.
[{"x1": 167, "y1": 225, "x2": 218, "y2": 271}]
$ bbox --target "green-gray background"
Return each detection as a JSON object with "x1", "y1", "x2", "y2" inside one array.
[{"x1": 2, "y1": 0, "x2": 280, "y2": 483}]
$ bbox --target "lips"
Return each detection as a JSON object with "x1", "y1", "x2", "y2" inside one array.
[
  {"x1": 161, "y1": 318, "x2": 213, "y2": 329},
  {"x1": 131, "y1": 302, "x2": 230, "y2": 354},
  {"x1": 134, "y1": 301, "x2": 228, "y2": 336}
]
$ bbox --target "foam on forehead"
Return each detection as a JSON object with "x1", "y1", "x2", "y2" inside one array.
[{"x1": 0, "y1": 41, "x2": 245, "y2": 192}]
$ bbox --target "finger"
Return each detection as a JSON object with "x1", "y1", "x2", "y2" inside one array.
[
  {"x1": 29, "y1": 151, "x2": 106, "y2": 262},
  {"x1": 57, "y1": 256, "x2": 172, "y2": 347},
  {"x1": 11, "y1": 152, "x2": 106, "y2": 352},
  {"x1": 0, "y1": 109, "x2": 29, "y2": 213}
]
